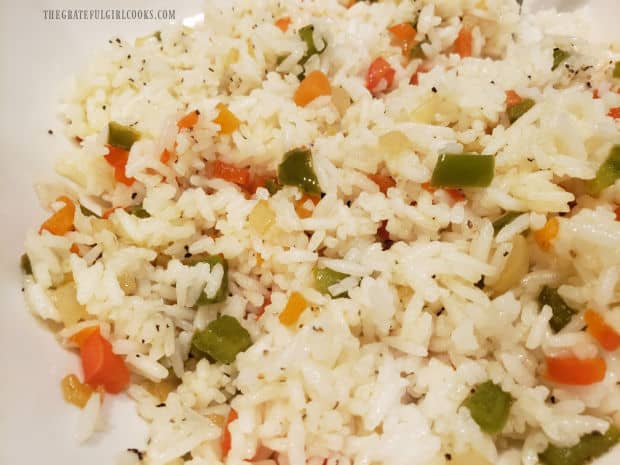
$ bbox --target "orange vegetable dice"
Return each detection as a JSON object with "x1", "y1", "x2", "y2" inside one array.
[
  {"x1": 221, "y1": 408, "x2": 238, "y2": 458},
  {"x1": 608, "y1": 107, "x2": 620, "y2": 119},
  {"x1": 294, "y1": 70, "x2": 332, "y2": 107},
  {"x1": 39, "y1": 196, "x2": 76, "y2": 236},
  {"x1": 213, "y1": 103, "x2": 241, "y2": 135},
  {"x1": 505, "y1": 90, "x2": 522, "y2": 107},
  {"x1": 366, "y1": 57, "x2": 395, "y2": 94},
  {"x1": 80, "y1": 328, "x2": 130, "y2": 394},
  {"x1": 454, "y1": 27, "x2": 472, "y2": 58},
  {"x1": 279, "y1": 292, "x2": 308, "y2": 326},
  {"x1": 207, "y1": 160, "x2": 251, "y2": 187},
  {"x1": 275, "y1": 16, "x2": 291, "y2": 32},
  {"x1": 367, "y1": 173, "x2": 396, "y2": 194},
  {"x1": 104, "y1": 145, "x2": 135, "y2": 186},
  {"x1": 534, "y1": 217, "x2": 559, "y2": 251},
  {"x1": 295, "y1": 193, "x2": 320, "y2": 218},
  {"x1": 177, "y1": 109, "x2": 200, "y2": 130},
  {"x1": 585, "y1": 309, "x2": 620, "y2": 351},
  {"x1": 388, "y1": 22, "x2": 416, "y2": 55},
  {"x1": 546, "y1": 355, "x2": 606, "y2": 385}
]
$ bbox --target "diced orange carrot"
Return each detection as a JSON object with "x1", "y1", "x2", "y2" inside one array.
[
  {"x1": 39, "y1": 196, "x2": 76, "y2": 236},
  {"x1": 160, "y1": 149, "x2": 172, "y2": 164},
  {"x1": 388, "y1": 22, "x2": 416, "y2": 55},
  {"x1": 207, "y1": 160, "x2": 251, "y2": 187},
  {"x1": 505, "y1": 90, "x2": 522, "y2": 107},
  {"x1": 279, "y1": 292, "x2": 308, "y2": 326},
  {"x1": 294, "y1": 194, "x2": 320, "y2": 219},
  {"x1": 410, "y1": 63, "x2": 431, "y2": 86},
  {"x1": 69, "y1": 326, "x2": 100, "y2": 348},
  {"x1": 102, "y1": 207, "x2": 122, "y2": 219},
  {"x1": 593, "y1": 89, "x2": 600, "y2": 99},
  {"x1": 585, "y1": 309, "x2": 620, "y2": 351},
  {"x1": 366, "y1": 57, "x2": 395, "y2": 94},
  {"x1": 367, "y1": 173, "x2": 396, "y2": 194},
  {"x1": 70, "y1": 243, "x2": 80, "y2": 255},
  {"x1": 275, "y1": 16, "x2": 291, "y2": 32},
  {"x1": 377, "y1": 219, "x2": 390, "y2": 242},
  {"x1": 294, "y1": 70, "x2": 332, "y2": 107},
  {"x1": 177, "y1": 110, "x2": 200, "y2": 130},
  {"x1": 615, "y1": 205, "x2": 620, "y2": 221},
  {"x1": 421, "y1": 181, "x2": 436, "y2": 193},
  {"x1": 546, "y1": 355, "x2": 606, "y2": 385},
  {"x1": 445, "y1": 188, "x2": 466, "y2": 202},
  {"x1": 221, "y1": 408, "x2": 238, "y2": 459},
  {"x1": 104, "y1": 145, "x2": 135, "y2": 186},
  {"x1": 608, "y1": 107, "x2": 620, "y2": 119},
  {"x1": 80, "y1": 328, "x2": 130, "y2": 394},
  {"x1": 534, "y1": 216, "x2": 559, "y2": 251},
  {"x1": 213, "y1": 103, "x2": 241, "y2": 135},
  {"x1": 454, "y1": 27, "x2": 472, "y2": 58}
]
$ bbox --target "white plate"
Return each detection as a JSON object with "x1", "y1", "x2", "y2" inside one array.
[{"x1": 0, "y1": 1, "x2": 618, "y2": 464}]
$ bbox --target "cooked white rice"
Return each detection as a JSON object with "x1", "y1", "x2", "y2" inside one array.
[{"x1": 22, "y1": 0, "x2": 620, "y2": 464}]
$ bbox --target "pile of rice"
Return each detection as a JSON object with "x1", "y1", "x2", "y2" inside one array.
[{"x1": 22, "y1": 0, "x2": 620, "y2": 464}]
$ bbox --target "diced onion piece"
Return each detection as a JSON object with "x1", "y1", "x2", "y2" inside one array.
[
  {"x1": 49, "y1": 280, "x2": 88, "y2": 327},
  {"x1": 378, "y1": 131, "x2": 412, "y2": 156},
  {"x1": 493, "y1": 234, "x2": 529, "y2": 295},
  {"x1": 248, "y1": 200, "x2": 276, "y2": 234}
]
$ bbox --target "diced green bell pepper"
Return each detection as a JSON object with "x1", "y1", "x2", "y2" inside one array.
[
  {"x1": 539, "y1": 425, "x2": 620, "y2": 465},
  {"x1": 430, "y1": 153, "x2": 495, "y2": 188},
  {"x1": 313, "y1": 267, "x2": 349, "y2": 297},
  {"x1": 108, "y1": 121, "x2": 141, "y2": 151},
  {"x1": 538, "y1": 286, "x2": 577, "y2": 333},
  {"x1": 278, "y1": 148, "x2": 321, "y2": 195},
  {"x1": 191, "y1": 315, "x2": 252, "y2": 363},
  {"x1": 463, "y1": 380, "x2": 513, "y2": 434}
]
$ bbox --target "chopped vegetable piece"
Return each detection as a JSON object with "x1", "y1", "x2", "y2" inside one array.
[
  {"x1": 614, "y1": 62, "x2": 620, "y2": 78},
  {"x1": 39, "y1": 196, "x2": 75, "y2": 236},
  {"x1": 20, "y1": 253, "x2": 32, "y2": 275},
  {"x1": 69, "y1": 243, "x2": 79, "y2": 255},
  {"x1": 298, "y1": 25, "x2": 327, "y2": 66},
  {"x1": 421, "y1": 181, "x2": 436, "y2": 193},
  {"x1": 294, "y1": 70, "x2": 331, "y2": 107},
  {"x1": 430, "y1": 153, "x2": 495, "y2": 188},
  {"x1": 538, "y1": 286, "x2": 577, "y2": 333},
  {"x1": 221, "y1": 408, "x2": 238, "y2": 458},
  {"x1": 313, "y1": 267, "x2": 349, "y2": 297},
  {"x1": 191, "y1": 315, "x2": 252, "y2": 363},
  {"x1": 454, "y1": 27, "x2": 472, "y2": 58},
  {"x1": 213, "y1": 103, "x2": 241, "y2": 134},
  {"x1": 507, "y1": 98, "x2": 535, "y2": 124},
  {"x1": 126, "y1": 204, "x2": 150, "y2": 218},
  {"x1": 588, "y1": 145, "x2": 620, "y2": 194},
  {"x1": 615, "y1": 205, "x2": 620, "y2": 221},
  {"x1": 140, "y1": 375, "x2": 180, "y2": 402},
  {"x1": 80, "y1": 328, "x2": 130, "y2": 394},
  {"x1": 277, "y1": 148, "x2": 321, "y2": 195},
  {"x1": 552, "y1": 48, "x2": 570, "y2": 71},
  {"x1": 409, "y1": 41, "x2": 427, "y2": 59},
  {"x1": 108, "y1": 122, "x2": 141, "y2": 151},
  {"x1": 275, "y1": 16, "x2": 291, "y2": 32},
  {"x1": 505, "y1": 90, "x2": 522, "y2": 107},
  {"x1": 585, "y1": 309, "x2": 620, "y2": 351},
  {"x1": 493, "y1": 234, "x2": 529, "y2": 295},
  {"x1": 546, "y1": 356, "x2": 606, "y2": 385},
  {"x1": 207, "y1": 160, "x2": 251, "y2": 187},
  {"x1": 265, "y1": 178, "x2": 282, "y2": 195},
  {"x1": 69, "y1": 326, "x2": 99, "y2": 348},
  {"x1": 49, "y1": 281, "x2": 88, "y2": 327},
  {"x1": 61, "y1": 374, "x2": 94, "y2": 408},
  {"x1": 248, "y1": 200, "x2": 276, "y2": 234},
  {"x1": 445, "y1": 188, "x2": 466, "y2": 202},
  {"x1": 104, "y1": 145, "x2": 135, "y2": 186},
  {"x1": 608, "y1": 107, "x2": 620, "y2": 119},
  {"x1": 79, "y1": 205, "x2": 100, "y2": 218},
  {"x1": 160, "y1": 148, "x2": 172, "y2": 164},
  {"x1": 367, "y1": 173, "x2": 396, "y2": 194},
  {"x1": 388, "y1": 22, "x2": 416, "y2": 55},
  {"x1": 279, "y1": 291, "x2": 308, "y2": 326},
  {"x1": 183, "y1": 253, "x2": 229, "y2": 304},
  {"x1": 463, "y1": 380, "x2": 513, "y2": 434},
  {"x1": 295, "y1": 193, "x2": 320, "y2": 218},
  {"x1": 540, "y1": 426, "x2": 620, "y2": 465},
  {"x1": 366, "y1": 57, "x2": 395, "y2": 93},
  {"x1": 492, "y1": 212, "x2": 522, "y2": 235},
  {"x1": 534, "y1": 217, "x2": 559, "y2": 251},
  {"x1": 177, "y1": 110, "x2": 200, "y2": 130}
]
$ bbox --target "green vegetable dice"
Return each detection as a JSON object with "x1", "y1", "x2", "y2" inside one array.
[
  {"x1": 588, "y1": 145, "x2": 620, "y2": 195},
  {"x1": 79, "y1": 205, "x2": 100, "y2": 218},
  {"x1": 278, "y1": 148, "x2": 321, "y2": 195},
  {"x1": 463, "y1": 380, "x2": 513, "y2": 434},
  {"x1": 507, "y1": 98, "x2": 535, "y2": 124},
  {"x1": 182, "y1": 253, "x2": 229, "y2": 304},
  {"x1": 108, "y1": 121, "x2": 141, "y2": 151},
  {"x1": 191, "y1": 315, "x2": 252, "y2": 364},
  {"x1": 20, "y1": 253, "x2": 32, "y2": 275},
  {"x1": 492, "y1": 212, "x2": 522, "y2": 235},
  {"x1": 613, "y1": 62, "x2": 620, "y2": 79},
  {"x1": 313, "y1": 267, "x2": 349, "y2": 297},
  {"x1": 552, "y1": 48, "x2": 570, "y2": 71},
  {"x1": 126, "y1": 204, "x2": 150, "y2": 218},
  {"x1": 430, "y1": 153, "x2": 495, "y2": 188},
  {"x1": 539, "y1": 425, "x2": 620, "y2": 465},
  {"x1": 538, "y1": 286, "x2": 577, "y2": 333},
  {"x1": 298, "y1": 24, "x2": 327, "y2": 66}
]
